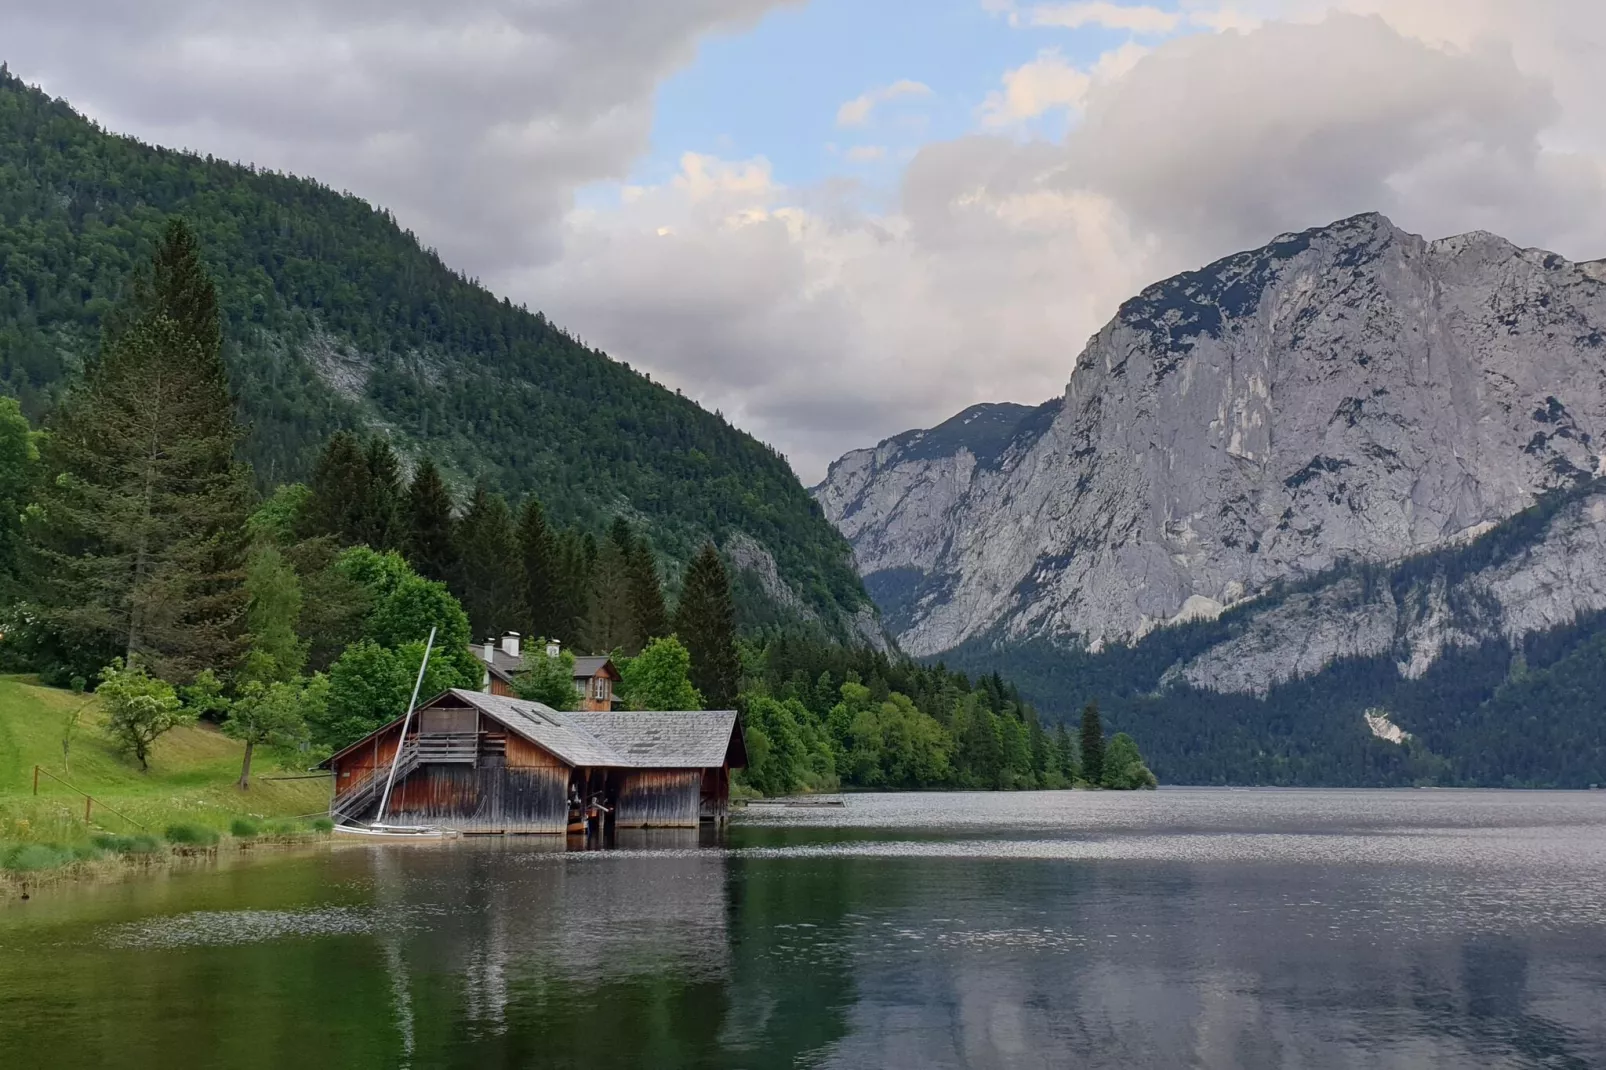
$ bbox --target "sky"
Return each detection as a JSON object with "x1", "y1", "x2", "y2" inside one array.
[{"x1": 4, "y1": 0, "x2": 1606, "y2": 481}]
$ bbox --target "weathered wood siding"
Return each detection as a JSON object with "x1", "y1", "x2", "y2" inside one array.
[
  {"x1": 615, "y1": 770, "x2": 701, "y2": 828},
  {"x1": 331, "y1": 722, "x2": 406, "y2": 804},
  {"x1": 384, "y1": 764, "x2": 569, "y2": 833}
]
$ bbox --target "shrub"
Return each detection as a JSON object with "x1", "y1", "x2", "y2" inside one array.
[
  {"x1": 164, "y1": 823, "x2": 220, "y2": 847},
  {"x1": 310, "y1": 818, "x2": 334, "y2": 833},
  {"x1": 92, "y1": 833, "x2": 162, "y2": 855},
  {"x1": 230, "y1": 818, "x2": 260, "y2": 839},
  {"x1": 2, "y1": 843, "x2": 77, "y2": 872}
]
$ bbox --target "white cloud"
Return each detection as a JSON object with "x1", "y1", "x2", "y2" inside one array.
[
  {"x1": 982, "y1": 42, "x2": 1149, "y2": 124},
  {"x1": 1027, "y1": 2, "x2": 1181, "y2": 33},
  {"x1": 835, "y1": 79, "x2": 933, "y2": 128},
  {"x1": 845, "y1": 145, "x2": 888, "y2": 162}
]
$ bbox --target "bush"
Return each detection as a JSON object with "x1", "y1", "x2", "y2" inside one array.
[
  {"x1": 92, "y1": 833, "x2": 162, "y2": 855},
  {"x1": 230, "y1": 818, "x2": 260, "y2": 839},
  {"x1": 164, "y1": 823, "x2": 220, "y2": 846},
  {"x1": 310, "y1": 817, "x2": 334, "y2": 833},
  {"x1": 3, "y1": 843, "x2": 79, "y2": 872}
]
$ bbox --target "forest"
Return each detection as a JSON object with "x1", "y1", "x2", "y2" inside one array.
[
  {"x1": 0, "y1": 66, "x2": 865, "y2": 633},
  {"x1": 944, "y1": 484, "x2": 1606, "y2": 788},
  {"x1": 0, "y1": 213, "x2": 1156, "y2": 795}
]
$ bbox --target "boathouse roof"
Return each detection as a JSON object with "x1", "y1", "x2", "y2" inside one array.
[{"x1": 325, "y1": 688, "x2": 745, "y2": 770}]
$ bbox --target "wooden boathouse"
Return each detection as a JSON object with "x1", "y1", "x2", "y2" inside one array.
[{"x1": 324, "y1": 689, "x2": 746, "y2": 834}]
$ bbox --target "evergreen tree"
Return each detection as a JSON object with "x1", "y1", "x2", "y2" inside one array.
[
  {"x1": 0, "y1": 397, "x2": 37, "y2": 598},
  {"x1": 27, "y1": 218, "x2": 252, "y2": 682},
  {"x1": 1080, "y1": 701, "x2": 1106, "y2": 786},
  {"x1": 580, "y1": 538, "x2": 640, "y2": 654},
  {"x1": 612, "y1": 518, "x2": 669, "y2": 645},
  {"x1": 454, "y1": 483, "x2": 524, "y2": 639},
  {"x1": 358, "y1": 436, "x2": 403, "y2": 551},
  {"x1": 518, "y1": 496, "x2": 558, "y2": 640},
  {"x1": 548, "y1": 529, "x2": 596, "y2": 647},
  {"x1": 674, "y1": 542, "x2": 741, "y2": 709},
  {"x1": 300, "y1": 431, "x2": 369, "y2": 545},
  {"x1": 404, "y1": 457, "x2": 458, "y2": 585}
]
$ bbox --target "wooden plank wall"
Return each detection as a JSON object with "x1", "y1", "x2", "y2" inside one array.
[
  {"x1": 381, "y1": 732, "x2": 570, "y2": 833},
  {"x1": 331, "y1": 722, "x2": 406, "y2": 804},
  {"x1": 615, "y1": 770, "x2": 701, "y2": 828}
]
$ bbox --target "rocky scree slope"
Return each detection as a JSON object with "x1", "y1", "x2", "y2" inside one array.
[{"x1": 818, "y1": 213, "x2": 1606, "y2": 671}]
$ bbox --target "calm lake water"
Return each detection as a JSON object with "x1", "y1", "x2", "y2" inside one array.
[{"x1": 3, "y1": 789, "x2": 1606, "y2": 1069}]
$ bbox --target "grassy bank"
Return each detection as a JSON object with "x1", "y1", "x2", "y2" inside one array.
[{"x1": 0, "y1": 675, "x2": 333, "y2": 895}]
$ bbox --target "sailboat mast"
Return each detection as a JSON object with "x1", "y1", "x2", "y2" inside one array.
[{"x1": 376, "y1": 626, "x2": 437, "y2": 822}]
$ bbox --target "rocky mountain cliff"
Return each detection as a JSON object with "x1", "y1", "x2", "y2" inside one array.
[{"x1": 818, "y1": 213, "x2": 1606, "y2": 672}]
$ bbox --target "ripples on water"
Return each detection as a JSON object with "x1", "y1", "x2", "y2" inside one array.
[{"x1": 1, "y1": 789, "x2": 1604, "y2": 1069}]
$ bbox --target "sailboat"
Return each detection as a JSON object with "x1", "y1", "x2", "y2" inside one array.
[{"x1": 333, "y1": 627, "x2": 461, "y2": 840}]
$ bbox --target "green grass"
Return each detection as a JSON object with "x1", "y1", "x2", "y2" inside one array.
[{"x1": 0, "y1": 674, "x2": 330, "y2": 853}]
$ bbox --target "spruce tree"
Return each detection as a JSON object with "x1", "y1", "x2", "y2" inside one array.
[
  {"x1": 358, "y1": 436, "x2": 403, "y2": 551},
  {"x1": 455, "y1": 483, "x2": 524, "y2": 638},
  {"x1": 609, "y1": 516, "x2": 669, "y2": 646},
  {"x1": 579, "y1": 538, "x2": 640, "y2": 654},
  {"x1": 674, "y1": 542, "x2": 740, "y2": 709},
  {"x1": 29, "y1": 218, "x2": 251, "y2": 682},
  {"x1": 518, "y1": 496, "x2": 557, "y2": 639},
  {"x1": 1079, "y1": 701, "x2": 1106, "y2": 786},
  {"x1": 548, "y1": 529, "x2": 596, "y2": 647},
  {"x1": 404, "y1": 457, "x2": 458, "y2": 585},
  {"x1": 301, "y1": 431, "x2": 368, "y2": 544}
]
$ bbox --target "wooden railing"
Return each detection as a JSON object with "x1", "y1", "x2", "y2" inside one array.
[
  {"x1": 415, "y1": 733, "x2": 477, "y2": 764},
  {"x1": 32, "y1": 765, "x2": 148, "y2": 830}
]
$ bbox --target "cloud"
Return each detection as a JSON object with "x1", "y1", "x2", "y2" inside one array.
[
  {"x1": 981, "y1": 42, "x2": 1148, "y2": 125},
  {"x1": 845, "y1": 145, "x2": 888, "y2": 162},
  {"x1": 835, "y1": 79, "x2": 933, "y2": 128},
  {"x1": 1026, "y1": 2, "x2": 1182, "y2": 33},
  {"x1": 0, "y1": 0, "x2": 798, "y2": 272}
]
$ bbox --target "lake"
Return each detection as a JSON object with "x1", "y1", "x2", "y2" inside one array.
[{"x1": 3, "y1": 789, "x2": 1606, "y2": 1069}]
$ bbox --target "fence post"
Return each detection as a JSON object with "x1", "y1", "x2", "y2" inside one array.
[
  {"x1": 33, "y1": 764, "x2": 39, "y2": 795},
  {"x1": 85, "y1": 795, "x2": 92, "y2": 823}
]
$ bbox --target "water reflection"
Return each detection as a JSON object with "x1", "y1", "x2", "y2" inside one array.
[{"x1": 1, "y1": 791, "x2": 1605, "y2": 1068}]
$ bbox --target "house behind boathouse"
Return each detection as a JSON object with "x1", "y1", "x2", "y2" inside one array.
[{"x1": 325, "y1": 689, "x2": 745, "y2": 833}]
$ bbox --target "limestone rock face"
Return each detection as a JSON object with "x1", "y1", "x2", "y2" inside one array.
[{"x1": 816, "y1": 213, "x2": 1606, "y2": 664}]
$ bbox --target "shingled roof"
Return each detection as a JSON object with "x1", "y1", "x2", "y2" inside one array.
[{"x1": 438, "y1": 689, "x2": 743, "y2": 769}]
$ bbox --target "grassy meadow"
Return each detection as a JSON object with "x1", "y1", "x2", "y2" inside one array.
[{"x1": 0, "y1": 675, "x2": 333, "y2": 892}]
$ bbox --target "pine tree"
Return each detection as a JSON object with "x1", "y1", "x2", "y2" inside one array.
[
  {"x1": 28, "y1": 218, "x2": 252, "y2": 682},
  {"x1": 301, "y1": 431, "x2": 368, "y2": 544},
  {"x1": 455, "y1": 483, "x2": 524, "y2": 638},
  {"x1": 404, "y1": 457, "x2": 458, "y2": 585},
  {"x1": 1079, "y1": 701, "x2": 1106, "y2": 786},
  {"x1": 358, "y1": 436, "x2": 403, "y2": 551},
  {"x1": 579, "y1": 537, "x2": 640, "y2": 654},
  {"x1": 518, "y1": 496, "x2": 558, "y2": 640},
  {"x1": 548, "y1": 529, "x2": 595, "y2": 647},
  {"x1": 609, "y1": 516, "x2": 669, "y2": 647},
  {"x1": 674, "y1": 542, "x2": 740, "y2": 709}
]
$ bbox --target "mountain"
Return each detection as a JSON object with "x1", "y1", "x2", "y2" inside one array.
[
  {"x1": 0, "y1": 68, "x2": 870, "y2": 635},
  {"x1": 817, "y1": 213, "x2": 1606, "y2": 785}
]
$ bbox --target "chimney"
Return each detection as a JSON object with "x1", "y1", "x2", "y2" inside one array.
[
  {"x1": 501, "y1": 632, "x2": 521, "y2": 659},
  {"x1": 546, "y1": 639, "x2": 561, "y2": 659},
  {"x1": 483, "y1": 638, "x2": 495, "y2": 662}
]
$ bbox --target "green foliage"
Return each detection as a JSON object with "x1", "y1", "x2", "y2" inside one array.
[
  {"x1": 311, "y1": 817, "x2": 335, "y2": 833},
  {"x1": 518, "y1": 496, "x2": 558, "y2": 641},
  {"x1": 1101, "y1": 733, "x2": 1157, "y2": 790},
  {"x1": 163, "y1": 823, "x2": 220, "y2": 847},
  {"x1": 3, "y1": 842, "x2": 89, "y2": 871},
  {"x1": 580, "y1": 538, "x2": 640, "y2": 655},
  {"x1": 618, "y1": 636, "x2": 704, "y2": 711},
  {"x1": 314, "y1": 639, "x2": 451, "y2": 752},
  {"x1": 247, "y1": 483, "x2": 311, "y2": 545},
  {"x1": 242, "y1": 544, "x2": 308, "y2": 684},
  {"x1": 230, "y1": 818, "x2": 260, "y2": 838},
  {"x1": 223, "y1": 678, "x2": 313, "y2": 788},
  {"x1": 403, "y1": 458, "x2": 458, "y2": 586},
  {"x1": 91, "y1": 833, "x2": 161, "y2": 855},
  {"x1": 180, "y1": 668, "x2": 231, "y2": 723},
  {"x1": 456, "y1": 483, "x2": 524, "y2": 638},
  {"x1": 23, "y1": 219, "x2": 253, "y2": 684},
  {"x1": 676, "y1": 544, "x2": 741, "y2": 709},
  {"x1": 336, "y1": 545, "x2": 480, "y2": 687},
  {"x1": 614, "y1": 519, "x2": 669, "y2": 647},
  {"x1": 0, "y1": 395, "x2": 37, "y2": 595},
  {"x1": 97, "y1": 656, "x2": 193, "y2": 770},
  {"x1": 513, "y1": 648, "x2": 579, "y2": 711},
  {"x1": 1079, "y1": 703, "x2": 1106, "y2": 786},
  {"x1": 0, "y1": 70, "x2": 866, "y2": 631}
]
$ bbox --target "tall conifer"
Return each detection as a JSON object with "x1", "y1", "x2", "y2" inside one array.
[
  {"x1": 455, "y1": 483, "x2": 524, "y2": 638},
  {"x1": 518, "y1": 496, "x2": 557, "y2": 640},
  {"x1": 301, "y1": 431, "x2": 368, "y2": 543},
  {"x1": 404, "y1": 457, "x2": 458, "y2": 585},
  {"x1": 29, "y1": 218, "x2": 251, "y2": 681},
  {"x1": 674, "y1": 542, "x2": 740, "y2": 709},
  {"x1": 579, "y1": 538, "x2": 639, "y2": 654},
  {"x1": 1079, "y1": 702, "x2": 1106, "y2": 786},
  {"x1": 608, "y1": 516, "x2": 668, "y2": 647},
  {"x1": 358, "y1": 437, "x2": 403, "y2": 551}
]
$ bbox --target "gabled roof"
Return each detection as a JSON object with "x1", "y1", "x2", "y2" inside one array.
[
  {"x1": 327, "y1": 688, "x2": 744, "y2": 770},
  {"x1": 571, "y1": 655, "x2": 616, "y2": 679},
  {"x1": 470, "y1": 646, "x2": 616, "y2": 683}
]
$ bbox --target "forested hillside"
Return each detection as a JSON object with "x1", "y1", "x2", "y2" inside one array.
[
  {"x1": 944, "y1": 480, "x2": 1606, "y2": 788},
  {"x1": 0, "y1": 67, "x2": 864, "y2": 628}
]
